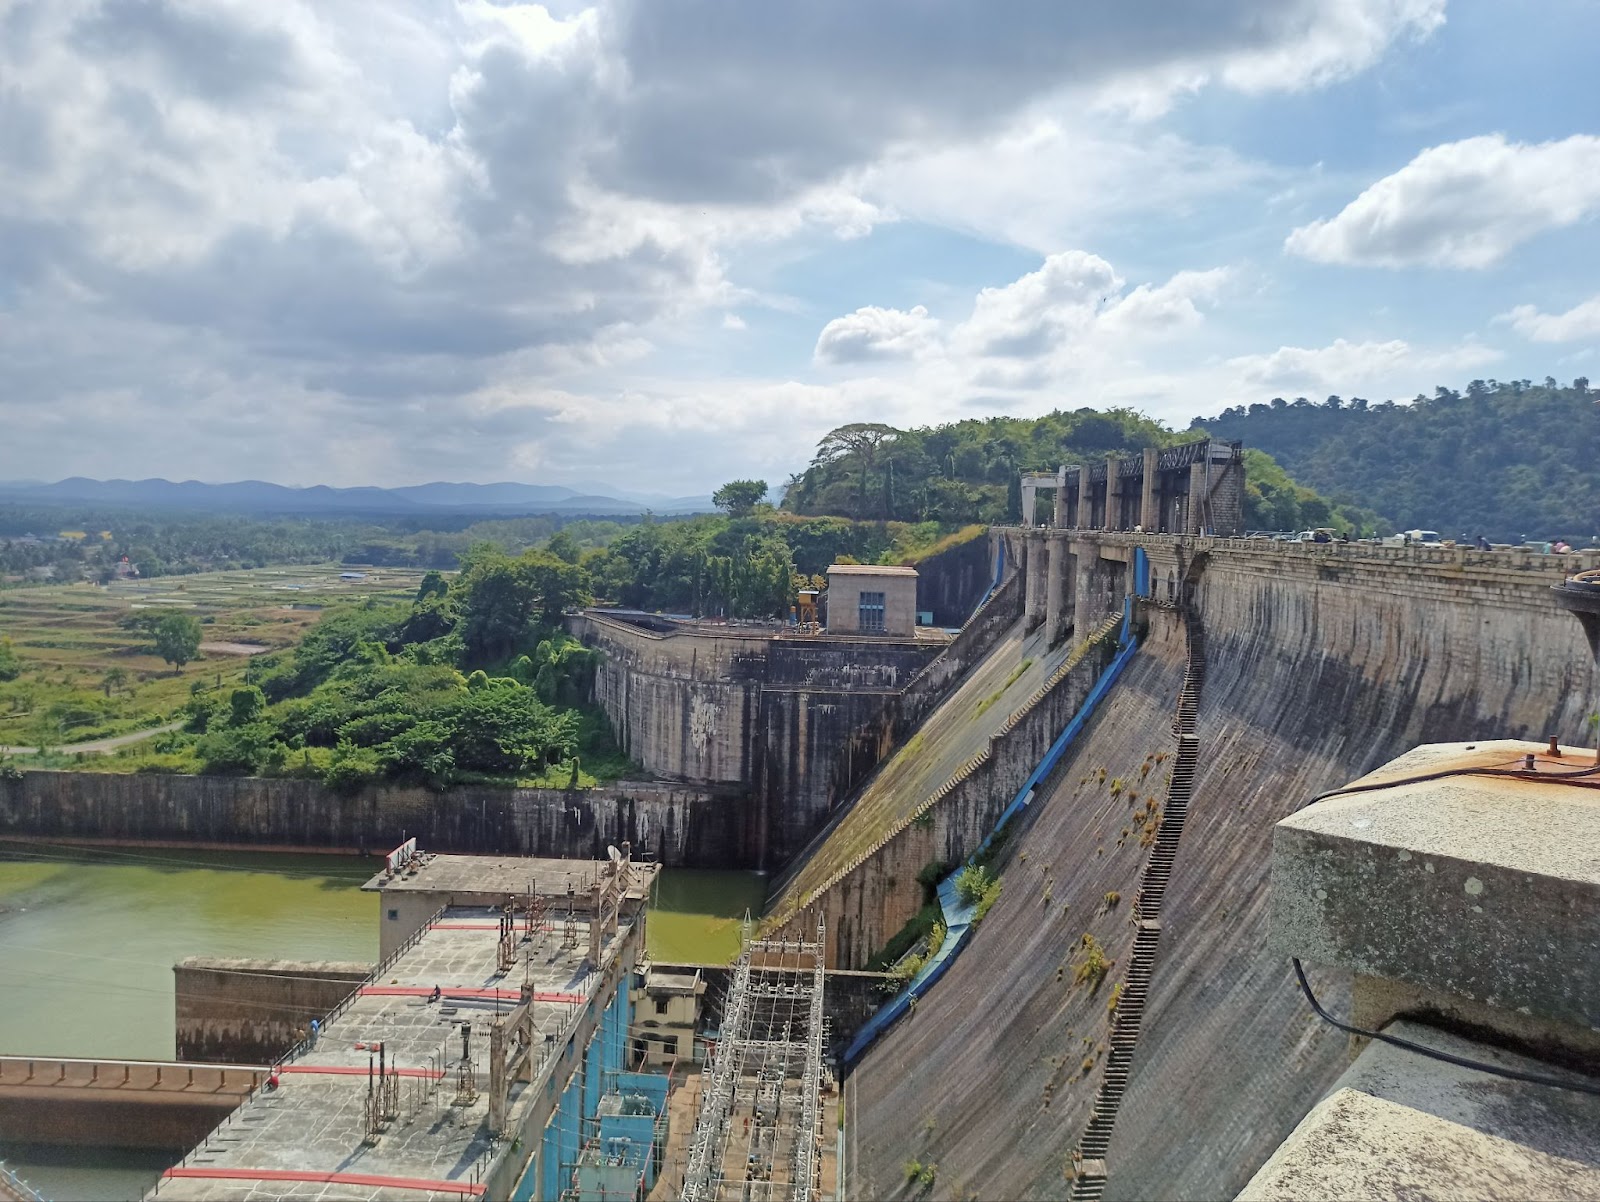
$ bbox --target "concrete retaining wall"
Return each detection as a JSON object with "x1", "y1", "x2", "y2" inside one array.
[
  {"x1": 573, "y1": 612, "x2": 944, "y2": 868},
  {"x1": 175, "y1": 959, "x2": 372, "y2": 1065},
  {"x1": 0, "y1": 773, "x2": 748, "y2": 867},
  {"x1": 913, "y1": 533, "x2": 994, "y2": 628}
]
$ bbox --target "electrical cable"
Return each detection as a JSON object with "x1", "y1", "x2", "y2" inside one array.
[
  {"x1": 1292, "y1": 959, "x2": 1600, "y2": 1097},
  {"x1": 1296, "y1": 755, "x2": 1600, "y2": 812}
]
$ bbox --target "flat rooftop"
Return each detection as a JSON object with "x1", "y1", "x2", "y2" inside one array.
[
  {"x1": 1239, "y1": 1021, "x2": 1600, "y2": 1201},
  {"x1": 155, "y1": 904, "x2": 636, "y2": 1201},
  {"x1": 363, "y1": 853, "x2": 658, "y2": 901},
  {"x1": 824, "y1": 564, "x2": 917, "y2": 576}
]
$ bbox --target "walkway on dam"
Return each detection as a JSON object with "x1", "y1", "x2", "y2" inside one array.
[{"x1": 768, "y1": 614, "x2": 1077, "y2": 926}]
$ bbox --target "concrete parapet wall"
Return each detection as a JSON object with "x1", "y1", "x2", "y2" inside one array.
[
  {"x1": 175, "y1": 959, "x2": 373, "y2": 1065},
  {"x1": 0, "y1": 773, "x2": 746, "y2": 867}
]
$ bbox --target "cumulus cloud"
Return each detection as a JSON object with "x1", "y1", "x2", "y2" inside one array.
[
  {"x1": 0, "y1": 0, "x2": 1449, "y2": 487},
  {"x1": 1500, "y1": 295, "x2": 1600, "y2": 343},
  {"x1": 814, "y1": 306, "x2": 939, "y2": 364},
  {"x1": 1286, "y1": 134, "x2": 1600, "y2": 269},
  {"x1": 812, "y1": 253, "x2": 1230, "y2": 392},
  {"x1": 1224, "y1": 337, "x2": 1499, "y2": 393}
]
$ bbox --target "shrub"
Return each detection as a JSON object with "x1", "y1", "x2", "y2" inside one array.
[
  {"x1": 954, "y1": 864, "x2": 994, "y2": 905},
  {"x1": 1074, "y1": 934, "x2": 1112, "y2": 990}
]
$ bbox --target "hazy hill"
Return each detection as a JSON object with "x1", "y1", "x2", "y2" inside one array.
[{"x1": 0, "y1": 477, "x2": 715, "y2": 517}]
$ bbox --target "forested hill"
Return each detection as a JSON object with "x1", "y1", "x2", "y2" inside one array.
[
  {"x1": 1191, "y1": 379, "x2": 1598, "y2": 544},
  {"x1": 781, "y1": 410, "x2": 1376, "y2": 535}
]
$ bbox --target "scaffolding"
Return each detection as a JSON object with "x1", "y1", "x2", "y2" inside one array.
[{"x1": 680, "y1": 916, "x2": 829, "y2": 1202}]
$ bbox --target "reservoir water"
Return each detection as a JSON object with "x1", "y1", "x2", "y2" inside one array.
[{"x1": 0, "y1": 843, "x2": 764, "y2": 1200}]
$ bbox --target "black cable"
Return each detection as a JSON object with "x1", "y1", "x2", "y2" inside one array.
[
  {"x1": 1296, "y1": 757, "x2": 1600, "y2": 812},
  {"x1": 1292, "y1": 958, "x2": 1600, "y2": 1097}
]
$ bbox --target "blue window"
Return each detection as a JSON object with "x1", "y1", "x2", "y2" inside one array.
[{"x1": 858, "y1": 591, "x2": 886, "y2": 632}]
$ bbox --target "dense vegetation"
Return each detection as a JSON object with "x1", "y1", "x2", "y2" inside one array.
[
  {"x1": 1193, "y1": 378, "x2": 1597, "y2": 543},
  {"x1": 782, "y1": 412, "x2": 1378, "y2": 534},
  {"x1": 169, "y1": 547, "x2": 615, "y2": 789}
]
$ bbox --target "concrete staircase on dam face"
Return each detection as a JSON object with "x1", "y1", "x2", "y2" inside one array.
[
  {"x1": 845, "y1": 615, "x2": 1189, "y2": 1200},
  {"x1": 766, "y1": 614, "x2": 1080, "y2": 933},
  {"x1": 1069, "y1": 607, "x2": 1204, "y2": 1201}
]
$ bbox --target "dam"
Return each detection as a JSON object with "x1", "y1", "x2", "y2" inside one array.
[
  {"x1": 785, "y1": 518, "x2": 1599, "y2": 1198},
  {"x1": 3, "y1": 436, "x2": 1599, "y2": 1198}
]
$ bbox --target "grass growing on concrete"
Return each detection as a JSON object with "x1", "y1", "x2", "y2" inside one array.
[
  {"x1": 973, "y1": 657, "x2": 1034, "y2": 719},
  {"x1": 1073, "y1": 934, "x2": 1112, "y2": 990}
]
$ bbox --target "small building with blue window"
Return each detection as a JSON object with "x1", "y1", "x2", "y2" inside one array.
[{"x1": 824, "y1": 564, "x2": 919, "y2": 637}]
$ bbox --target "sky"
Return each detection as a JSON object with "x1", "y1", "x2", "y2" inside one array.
[{"x1": 2, "y1": 0, "x2": 1598, "y2": 494}]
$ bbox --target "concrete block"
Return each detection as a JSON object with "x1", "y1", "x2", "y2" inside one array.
[{"x1": 1271, "y1": 740, "x2": 1600, "y2": 1033}]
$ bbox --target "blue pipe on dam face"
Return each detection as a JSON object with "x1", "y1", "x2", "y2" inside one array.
[{"x1": 843, "y1": 549, "x2": 1147, "y2": 1065}]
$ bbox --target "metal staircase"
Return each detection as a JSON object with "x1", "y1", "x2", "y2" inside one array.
[{"x1": 1069, "y1": 604, "x2": 1206, "y2": 1201}]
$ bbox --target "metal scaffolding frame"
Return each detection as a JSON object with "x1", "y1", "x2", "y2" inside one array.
[{"x1": 680, "y1": 916, "x2": 829, "y2": 1202}]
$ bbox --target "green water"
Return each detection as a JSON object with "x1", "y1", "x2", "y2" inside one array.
[
  {"x1": 0, "y1": 844, "x2": 378, "y2": 1200},
  {"x1": 647, "y1": 869, "x2": 768, "y2": 964}
]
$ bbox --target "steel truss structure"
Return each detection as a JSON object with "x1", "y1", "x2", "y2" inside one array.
[{"x1": 680, "y1": 917, "x2": 828, "y2": 1202}]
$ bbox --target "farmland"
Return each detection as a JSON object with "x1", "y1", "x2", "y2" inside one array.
[{"x1": 0, "y1": 565, "x2": 430, "y2": 754}]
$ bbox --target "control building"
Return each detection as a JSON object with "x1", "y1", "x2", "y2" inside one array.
[{"x1": 823, "y1": 564, "x2": 919, "y2": 636}]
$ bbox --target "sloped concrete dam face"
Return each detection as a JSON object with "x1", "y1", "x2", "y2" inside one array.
[{"x1": 848, "y1": 540, "x2": 1596, "y2": 1201}]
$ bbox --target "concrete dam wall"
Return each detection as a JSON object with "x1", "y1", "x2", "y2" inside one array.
[
  {"x1": 837, "y1": 533, "x2": 1597, "y2": 1200},
  {"x1": 571, "y1": 604, "x2": 1003, "y2": 868},
  {"x1": 0, "y1": 772, "x2": 744, "y2": 867}
]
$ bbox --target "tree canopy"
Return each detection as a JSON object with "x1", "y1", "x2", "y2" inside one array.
[
  {"x1": 712, "y1": 479, "x2": 769, "y2": 517},
  {"x1": 784, "y1": 409, "x2": 1367, "y2": 533},
  {"x1": 1193, "y1": 378, "x2": 1597, "y2": 542}
]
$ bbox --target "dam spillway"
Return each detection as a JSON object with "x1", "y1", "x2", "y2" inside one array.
[{"x1": 792, "y1": 530, "x2": 1597, "y2": 1199}]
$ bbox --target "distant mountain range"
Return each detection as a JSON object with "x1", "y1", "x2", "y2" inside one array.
[{"x1": 0, "y1": 477, "x2": 716, "y2": 516}]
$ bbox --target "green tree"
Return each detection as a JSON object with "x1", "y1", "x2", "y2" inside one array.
[
  {"x1": 545, "y1": 531, "x2": 582, "y2": 564},
  {"x1": 415, "y1": 570, "x2": 449, "y2": 603},
  {"x1": 0, "y1": 638, "x2": 21, "y2": 683},
  {"x1": 712, "y1": 479, "x2": 769, "y2": 518},
  {"x1": 229, "y1": 686, "x2": 266, "y2": 727},
  {"x1": 101, "y1": 667, "x2": 128, "y2": 697},
  {"x1": 153, "y1": 613, "x2": 203, "y2": 673}
]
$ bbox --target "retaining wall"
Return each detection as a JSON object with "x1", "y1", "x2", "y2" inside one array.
[
  {"x1": 0, "y1": 773, "x2": 747, "y2": 867},
  {"x1": 772, "y1": 621, "x2": 1122, "y2": 969},
  {"x1": 174, "y1": 959, "x2": 373, "y2": 1065}
]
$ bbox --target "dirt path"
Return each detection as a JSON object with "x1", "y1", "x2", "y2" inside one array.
[{"x1": 0, "y1": 720, "x2": 183, "y2": 757}]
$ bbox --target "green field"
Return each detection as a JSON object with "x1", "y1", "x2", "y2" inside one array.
[{"x1": 0, "y1": 565, "x2": 430, "y2": 753}]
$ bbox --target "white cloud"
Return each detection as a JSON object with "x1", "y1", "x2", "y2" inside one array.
[
  {"x1": 814, "y1": 305, "x2": 939, "y2": 364},
  {"x1": 1223, "y1": 337, "x2": 1499, "y2": 395},
  {"x1": 721, "y1": 313, "x2": 747, "y2": 331},
  {"x1": 0, "y1": 0, "x2": 1452, "y2": 488},
  {"x1": 1286, "y1": 134, "x2": 1600, "y2": 269},
  {"x1": 1500, "y1": 295, "x2": 1600, "y2": 343}
]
